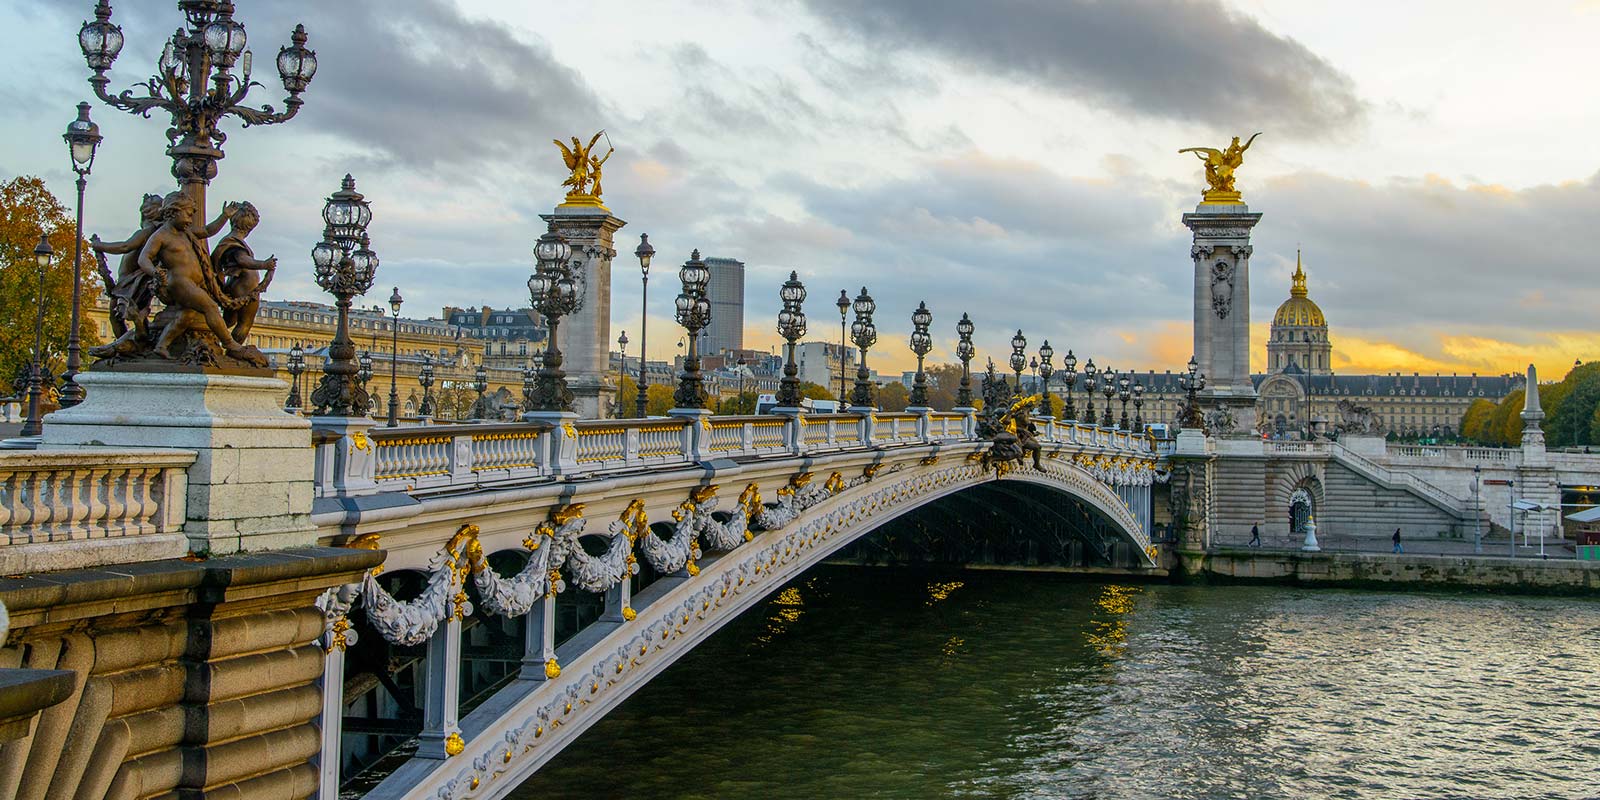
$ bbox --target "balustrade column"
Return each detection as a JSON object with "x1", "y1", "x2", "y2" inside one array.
[
  {"x1": 520, "y1": 594, "x2": 559, "y2": 682},
  {"x1": 602, "y1": 578, "x2": 633, "y2": 624},
  {"x1": 417, "y1": 615, "x2": 463, "y2": 760}
]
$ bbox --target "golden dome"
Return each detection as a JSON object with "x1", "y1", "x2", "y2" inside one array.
[{"x1": 1273, "y1": 250, "x2": 1326, "y2": 327}]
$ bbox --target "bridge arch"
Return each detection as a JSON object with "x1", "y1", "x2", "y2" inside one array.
[{"x1": 368, "y1": 455, "x2": 1156, "y2": 800}]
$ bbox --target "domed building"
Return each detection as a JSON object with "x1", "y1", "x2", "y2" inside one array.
[{"x1": 1267, "y1": 251, "x2": 1331, "y2": 375}]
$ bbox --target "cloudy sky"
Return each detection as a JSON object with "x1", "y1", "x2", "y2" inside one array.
[{"x1": 4, "y1": 0, "x2": 1599, "y2": 379}]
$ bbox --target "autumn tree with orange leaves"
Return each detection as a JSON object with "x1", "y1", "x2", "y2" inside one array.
[{"x1": 0, "y1": 176, "x2": 102, "y2": 396}]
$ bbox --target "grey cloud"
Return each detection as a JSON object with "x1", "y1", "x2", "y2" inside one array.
[{"x1": 798, "y1": 0, "x2": 1366, "y2": 137}]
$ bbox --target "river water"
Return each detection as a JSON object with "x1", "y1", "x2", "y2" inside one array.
[{"x1": 515, "y1": 568, "x2": 1600, "y2": 799}]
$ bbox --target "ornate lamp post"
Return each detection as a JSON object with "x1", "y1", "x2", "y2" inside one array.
[
  {"x1": 849, "y1": 287, "x2": 878, "y2": 409},
  {"x1": 472, "y1": 363, "x2": 489, "y2": 420},
  {"x1": 736, "y1": 355, "x2": 747, "y2": 408},
  {"x1": 836, "y1": 289, "x2": 851, "y2": 405},
  {"x1": 357, "y1": 350, "x2": 373, "y2": 395},
  {"x1": 1009, "y1": 330, "x2": 1027, "y2": 393},
  {"x1": 672, "y1": 250, "x2": 712, "y2": 410},
  {"x1": 909, "y1": 301, "x2": 933, "y2": 408},
  {"x1": 285, "y1": 342, "x2": 304, "y2": 410},
  {"x1": 616, "y1": 331, "x2": 628, "y2": 419},
  {"x1": 521, "y1": 360, "x2": 536, "y2": 411},
  {"x1": 1061, "y1": 349, "x2": 1077, "y2": 421},
  {"x1": 78, "y1": 0, "x2": 317, "y2": 237},
  {"x1": 20, "y1": 235, "x2": 55, "y2": 438},
  {"x1": 775, "y1": 271, "x2": 808, "y2": 409},
  {"x1": 1118, "y1": 373, "x2": 1132, "y2": 430},
  {"x1": 1132, "y1": 379, "x2": 1146, "y2": 433},
  {"x1": 1038, "y1": 340, "x2": 1054, "y2": 417},
  {"x1": 1101, "y1": 367, "x2": 1118, "y2": 428},
  {"x1": 309, "y1": 175, "x2": 376, "y2": 417},
  {"x1": 526, "y1": 230, "x2": 580, "y2": 413},
  {"x1": 417, "y1": 355, "x2": 435, "y2": 418},
  {"x1": 955, "y1": 313, "x2": 976, "y2": 408},
  {"x1": 633, "y1": 234, "x2": 653, "y2": 418},
  {"x1": 1082, "y1": 358, "x2": 1098, "y2": 426},
  {"x1": 60, "y1": 102, "x2": 102, "y2": 408},
  {"x1": 1179, "y1": 355, "x2": 1207, "y2": 429},
  {"x1": 385, "y1": 287, "x2": 402, "y2": 426}
]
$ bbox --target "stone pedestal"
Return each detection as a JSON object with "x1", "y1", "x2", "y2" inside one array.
[
  {"x1": 542, "y1": 206, "x2": 626, "y2": 420},
  {"x1": 1183, "y1": 202, "x2": 1262, "y2": 436},
  {"x1": 669, "y1": 407, "x2": 714, "y2": 461},
  {"x1": 41, "y1": 371, "x2": 314, "y2": 555}
]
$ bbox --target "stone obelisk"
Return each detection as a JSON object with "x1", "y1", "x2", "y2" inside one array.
[
  {"x1": 1180, "y1": 135, "x2": 1264, "y2": 436},
  {"x1": 543, "y1": 134, "x2": 625, "y2": 420}
]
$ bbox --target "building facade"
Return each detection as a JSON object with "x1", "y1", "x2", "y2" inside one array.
[
  {"x1": 442, "y1": 306, "x2": 548, "y2": 370},
  {"x1": 701, "y1": 257, "x2": 745, "y2": 356},
  {"x1": 796, "y1": 341, "x2": 857, "y2": 397}
]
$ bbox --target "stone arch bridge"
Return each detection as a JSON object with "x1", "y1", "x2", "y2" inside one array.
[{"x1": 309, "y1": 410, "x2": 1162, "y2": 799}]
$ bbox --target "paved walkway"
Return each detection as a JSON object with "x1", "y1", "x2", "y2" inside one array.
[{"x1": 1214, "y1": 530, "x2": 1577, "y2": 559}]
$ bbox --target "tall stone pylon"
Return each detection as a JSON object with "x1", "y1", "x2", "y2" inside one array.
[
  {"x1": 541, "y1": 204, "x2": 625, "y2": 420},
  {"x1": 1183, "y1": 198, "x2": 1262, "y2": 436}
]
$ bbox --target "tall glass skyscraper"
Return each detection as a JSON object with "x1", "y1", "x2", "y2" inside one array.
[{"x1": 702, "y1": 256, "x2": 745, "y2": 355}]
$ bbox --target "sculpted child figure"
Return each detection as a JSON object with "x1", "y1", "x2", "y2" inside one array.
[
  {"x1": 137, "y1": 193, "x2": 257, "y2": 362},
  {"x1": 89, "y1": 193, "x2": 234, "y2": 352},
  {"x1": 209, "y1": 200, "x2": 276, "y2": 343}
]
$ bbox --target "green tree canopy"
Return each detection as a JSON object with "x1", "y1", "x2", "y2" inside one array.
[
  {"x1": 799, "y1": 382, "x2": 835, "y2": 402},
  {"x1": 877, "y1": 382, "x2": 909, "y2": 412}
]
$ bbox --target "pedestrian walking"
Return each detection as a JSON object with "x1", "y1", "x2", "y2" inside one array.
[
  {"x1": 1392, "y1": 527, "x2": 1403, "y2": 554},
  {"x1": 1249, "y1": 523, "x2": 1261, "y2": 548}
]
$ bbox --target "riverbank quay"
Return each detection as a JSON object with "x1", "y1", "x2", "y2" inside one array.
[{"x1": 1188, "y1": 547, "x2": 1600, "y2": 595}]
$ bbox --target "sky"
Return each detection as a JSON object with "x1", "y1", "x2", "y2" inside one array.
[{"x1": 4, "y1": 0, "x2": 1600, "y2": 380}]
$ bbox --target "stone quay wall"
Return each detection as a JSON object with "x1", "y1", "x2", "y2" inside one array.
[{"x1": 1198, "y1": 548, "x2": 1600, "y2": 594}]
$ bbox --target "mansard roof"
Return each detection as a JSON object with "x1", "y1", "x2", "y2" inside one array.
[{"x1": 1114, "y1": 370, "x2": 1521, "y2": 398}]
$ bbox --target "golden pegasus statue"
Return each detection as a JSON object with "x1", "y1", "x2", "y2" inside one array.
[
  {"x1": 552, "y1": 131, "x2": 614, "y2": 207},
  {"x1": 1179, "y1": 132, "x2": 1260, "y2": 203}
]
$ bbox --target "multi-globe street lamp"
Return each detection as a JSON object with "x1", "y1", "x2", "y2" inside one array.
[
  {"x1": 357, "y1": 350, "x2": 374, "y2": 403},
  {"x1": 1038, "y1": 340, "x2": 1054, "y2": 418},
  {"x1": 633, "y1": 234, "x2": 653, "y2": 418},
  {"x1": 955, "y1": 313, "x2": 975, "y2": 408},
  {"x1": 1101, "y1": 367, "x2": 1118, "y2": 428},
  {"x1": 836, "y1": 289, "x2": 851, "y2": 405},
  {"x1": 1061, "y1": 349, "x2": 1078, "y2": 421},
  {"x1": 909, "y1": 302, "x2": 933, "y2": 408},
  {"x1": 776, "y1": 271, "x2": 808, "y2": 409},
  {"x1": 672, "y1": 251, "x2": 712, "y2": 410},
  {"x1": 1179, "y1": 355, "x2": 1207, "y2": 429},
  {"x1": 60, "y1": 102, "x2": 102, "y2": 408},
  {"x1": 309, "y1": 175, "x2": 376, "y2": 417},
  {"x1": 849, "y1": 287, "x2": 878, "y2": 409},
  {"x1": 1132, "y1": 379, "x2": 1146, "y2": 434},
  {"x1": 385, "y1": 287, "x2": 402, "y2": 427},
  {"x1": 285, "y1": 342, "x2": 304, "y2": 411},
  {"x1": 20, "y1": 235, "x2": 55, "y2": 439},
  {"x1": 417, "y1": 355, "x2": 435, "y2": 418},
  {"x1": 1082, "y1": 358, "x2": 1098, "y2": 427},
  {"x1": 521, "y1": 360, "x2": 536, "y2": 412},
  {"x1": 1118, "y1": 373, "x2": 1132, "y2": 431},
  {"x1": 472, "y1": 363, "x2": 489, "y2": 420},
  {"x1": 78, "y1": 0, "x2": 317, "y2": 235},
  {"x1": 1009, "y1": 330, "x2": 1027, "y2": 393},
  {"x1": 526, "y1": 230, "x2": 580, "y2": 413}
]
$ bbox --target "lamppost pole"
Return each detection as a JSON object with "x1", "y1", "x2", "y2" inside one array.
[
  {"x1": 1061, "y1": 350, "x2": 1077, "y2": 421},
  {"x1": 836, "y1": 290, "x2": 851, "y2": 405},
  {"x1": 1009, "y1": 330, "x2": 1027, "y2": 394},
  {"x1": 775, "y1": 271, "x2": 807, "y2": 409},
  {"x1": 634, "y1": 234, "x2": 653, "y2": 418},
  {"x1": 616, "y1": 331, "x2": 628, "y2": 419},
  {"x1": 955, "y1": 313, "x2": 975, "y2": 408},
  {"x1": 285, "y1": 341, "x2": 304, "y2": 411},
  {"x1": 909, "y1": 302, "x2": 933, "y2": 408},
  {"x1": 1473, "y1": 464, "x2": 1482, "y2": 554},
  {"x1": 1179, "y1": 356, "x2": 1206, "y2": 429},
  {"x1": 849, "y1": 287, "x2": 878, "y2": 409},
  {"x1": 20, "y1": 235, "x2": 54, "y2": 439},
  {"x1": 526, "y1": 230, "x2": 579, "y2": 413},
  {"x1": 472, "y1": 363, "x2": 488, "y2": 420},
  {"x1": 673, "y1": 250, "x2": 713, "y2": 409},
  {"x1": 736, "y1": 355, "x2": 747, "y2": 409},
  {"x1": 1037, "y1": 340, "x2": 1054, "y2": 418},
  {"x1": 1101, "y1": 367, "x2": 1118, "y2": 428},
  {"x1": 1082, "y1": 358, "x2": 1098, "y2": 426},
  {"x1": 418, "y1": 355, "x2": 435, "y2": 419},
  {"x1": 386, "y1": 287, "x2": 402, "y2": 426},
  {"x1": 60, "y1": 102, "x2": 102, "y2": 408},
  {"x1": 1132, "y1": 379, "x2": 1146, "y2": 434},
  {"x1": 309, "y1": 175, "x2": 376, "y2": 417},
  {"x1": 1118, "y1": 373, "x2": 1132, "y2": 431}
]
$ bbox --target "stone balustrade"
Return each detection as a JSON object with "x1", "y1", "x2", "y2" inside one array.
[{"x1": 0, "y1": 449, "x2": 195, "y2": 573}]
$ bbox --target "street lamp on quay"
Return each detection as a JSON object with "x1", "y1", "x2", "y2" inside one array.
[
  {"x1": 736, "y1": 355, "x2": 748, "y2": 409},
  {"x1": 909, "y1": 302, "x2": 933, "y2": 409},
  {"x1": 955, "y1": 313, "x2": 976, "y2": 408},
  {"x1": 357, "y1": 350, "x2": 374, "y2": 405},
  {"x1": 1473, "y1": 463, "x2": 1483, "y2": 553},
  {"x1": 285, "y1": 342, "x2": 304, "y2": 411},
  {"x1": 616, "y1": 331, "x2": 628, "y2": 419},
  {"x1": 526, "y1": 230, "x2": 580, "y2": 413},
  {"x1": 60, "y1": 102, "x2": 102, "y2": 408},
  {"x1": 1009, "y1": 330, "x2": 1027, "y2": 393},
  {"x1": 472, "y1": 363, "x2": 489, "y2": 420},
  {"x1": 385, "y1": 287, "x2": 402, "y2": 427},
  {"x1": 1081, "y1": 359, "x2": 1098, "y2": 426},
  {"x1": 78, "y1": 0, "x2": 318, "y2": 234},
  {"x1": 1037, "y1": 341, "x2": 1054, "y2": 418},
  {"x1": 633, "y1": 234, "x2": 653, "y2": 419},
  {"x1": 836, "y1": 289, "x2": 851, "y2": 405},
  {"x1": 849, "y1": 287, "x2": 878, "y2": 409},
  {"x1": 673, "y1": 251, "x2": 713, "y2": 410},
  {"x1": 1061, "y1": 349, "x2": 1078, "y2": 422},
  {"x1": 776, "y1": 271, "x2": 807, "y2": 409},
  {"x1": 20, "y1": 235, "x2": 55, "y2": 439},
  {"x1": 1101, "y1": 367, "x2": 1118, "y2": 428},
  {"x1": 309, "y1": 175, "x2": 377, "y2": 417}
]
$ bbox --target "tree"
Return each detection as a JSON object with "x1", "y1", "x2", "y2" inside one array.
[
  {"x1": 0, "y1": 176, "x2": 101, "y2": 392},
  {"x1": 718, "y1": 391, "x2": 757, "y2": 415},
  {"x1": 877, "y1": 382, "x2": 909, "y2": 412},
  {"x1": 1460, "y1": 397, "x2": 1495, "y2": 442},
  {"x1": 923, "y1": 363, "x2": 964, "y2": 410},
  {"x1": 799, "y1": 382, "x2": 835, "y2": 402},
  {"x1": 1543, "y1": 362, "x2": 1600, "y2": 448},
  {"x1": 645, "y1": 384, "x2": 675, "y2": 416}
]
